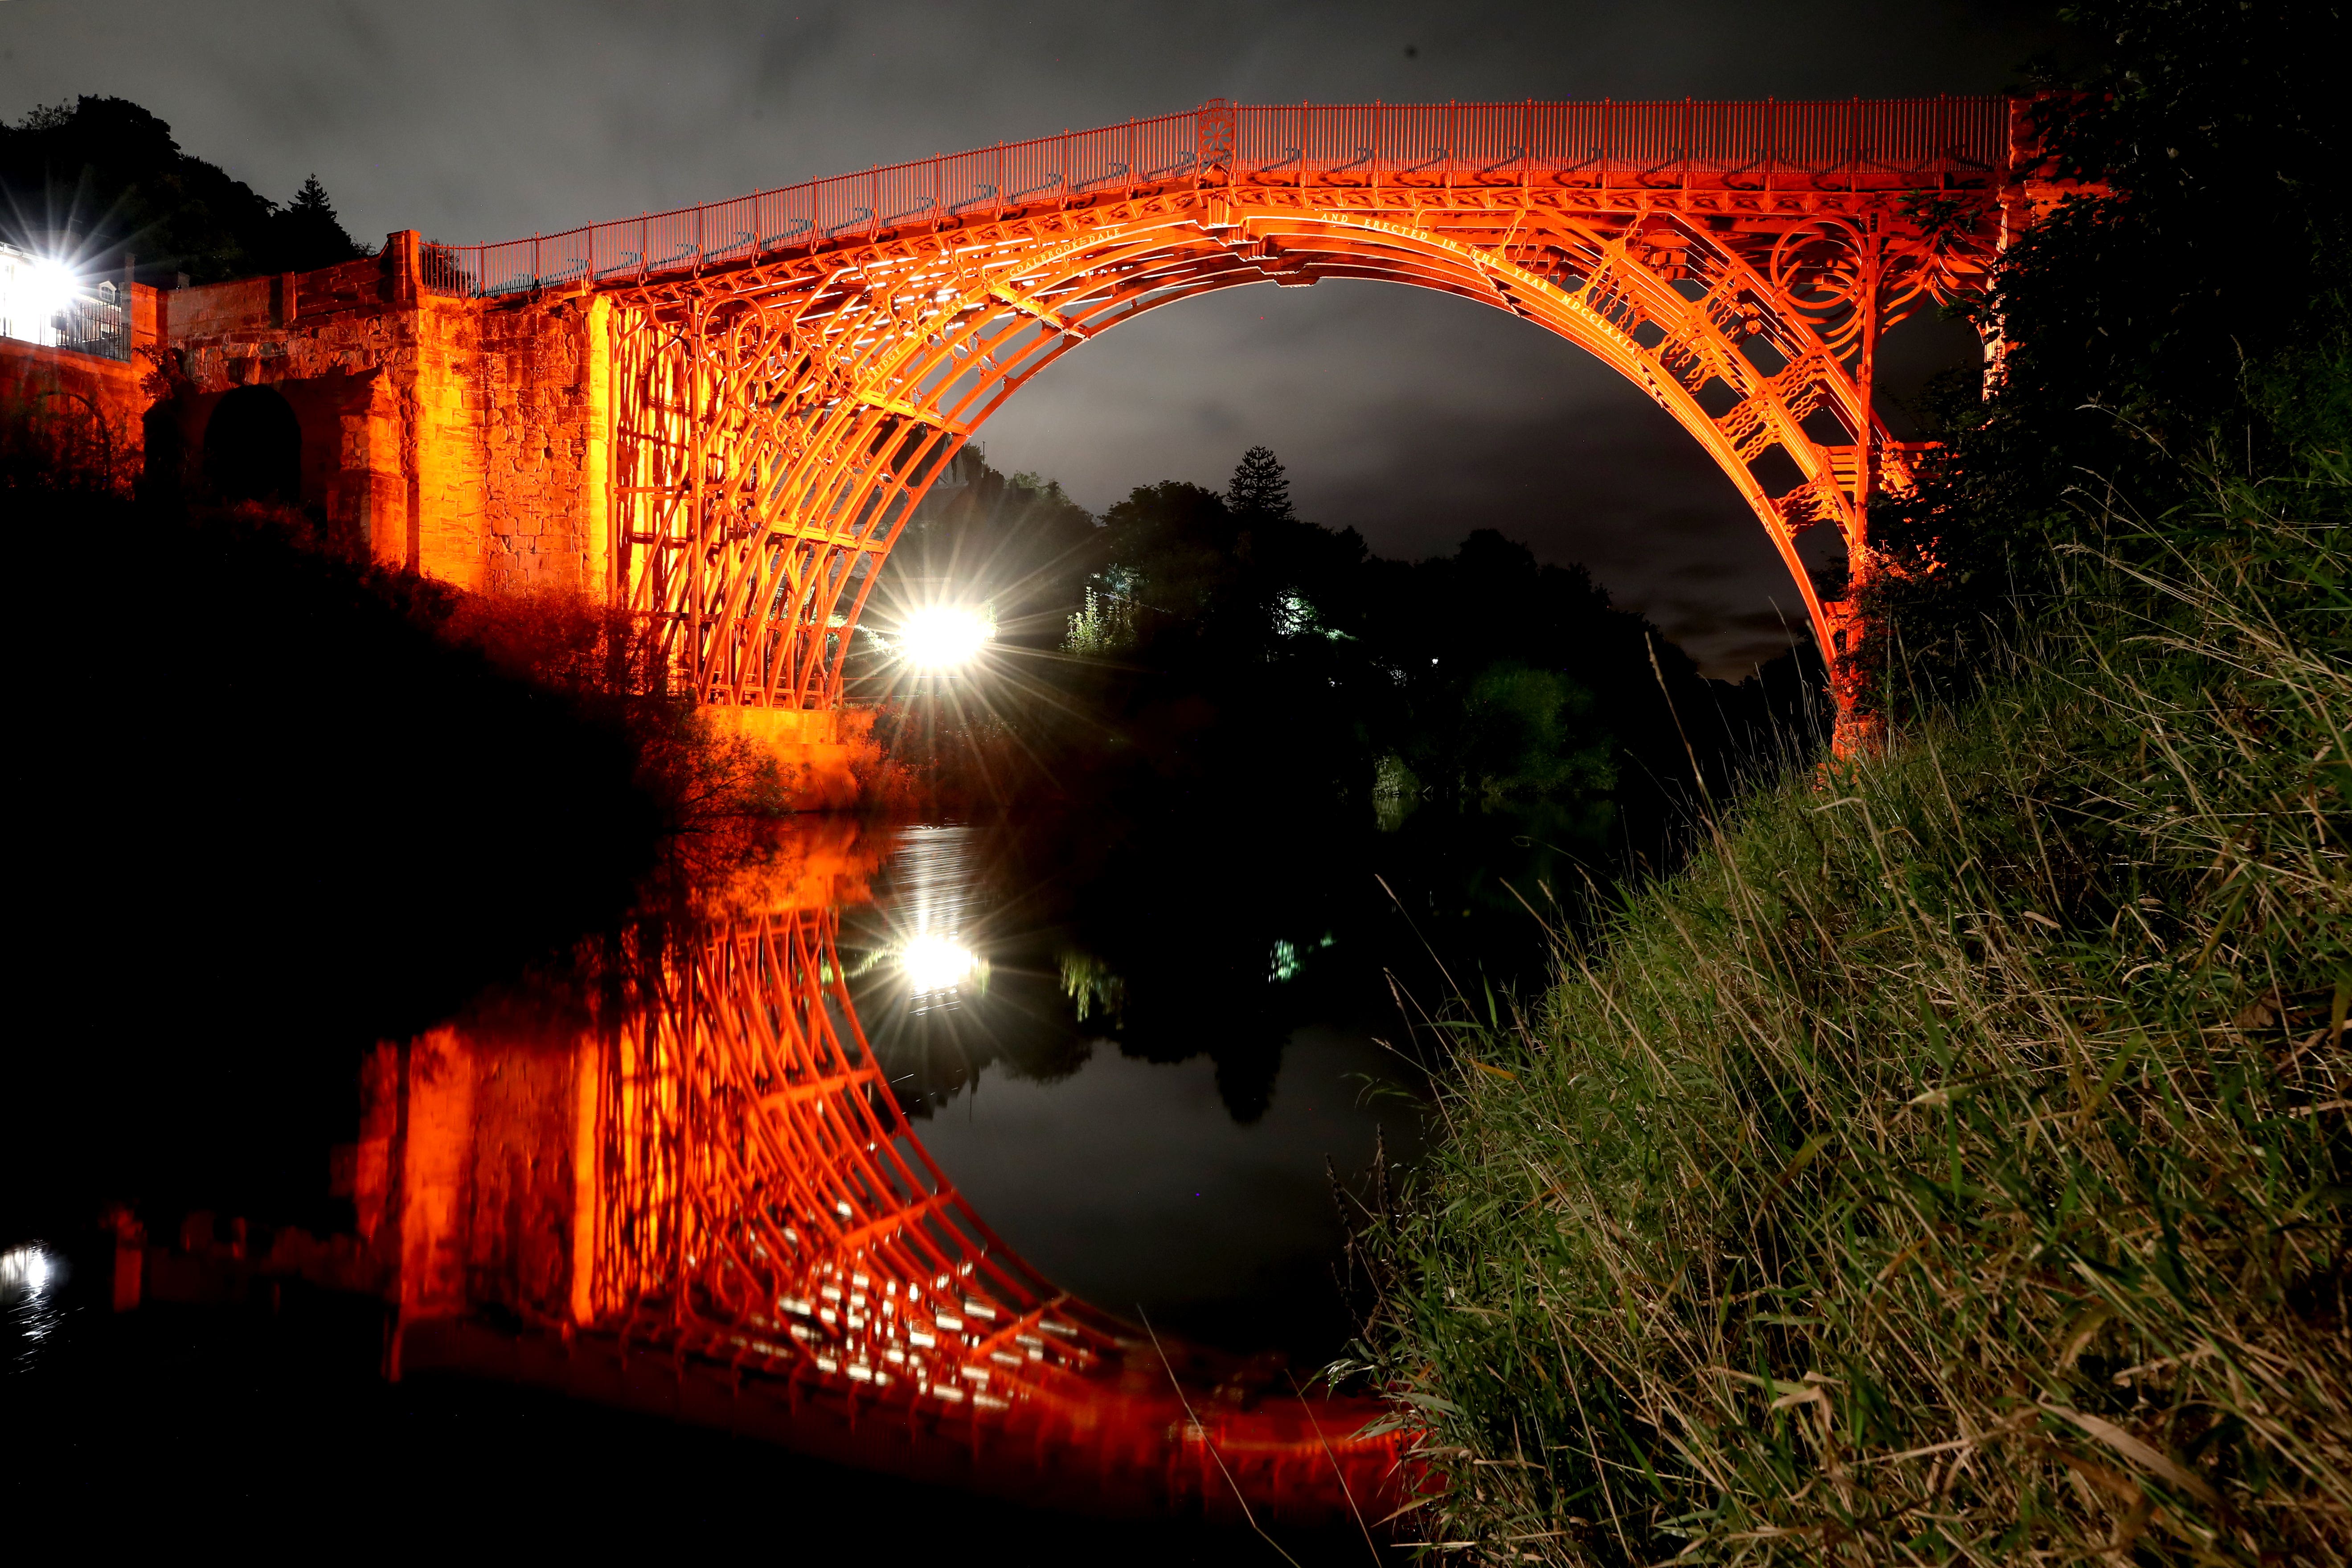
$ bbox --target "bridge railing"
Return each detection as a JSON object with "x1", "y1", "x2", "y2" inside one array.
[{"x1": 420, "y1": 96, "x2": 2007, "y2": 298}]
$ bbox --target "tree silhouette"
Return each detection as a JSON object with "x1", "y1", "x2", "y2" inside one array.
[
  {"x1": 0, "y1": 98, "x2": 363, "y2": 282},
  {"x1": 267, "y1": 174, "x2": 364, "y2": 272},
  {"x1": 288, "y1": 174, "x2": 335, "y2": 217},
  {"x1": 1225, "y1": 444, "x2": 1293, "y2": 524}
]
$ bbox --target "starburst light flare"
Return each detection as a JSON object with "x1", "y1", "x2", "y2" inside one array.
[
  {"x1": 896, "y1": 606, "x2": 994, "y2": 671},
  {"x1": 899, "y1": 933, "x2": 979, "y2": 995}
]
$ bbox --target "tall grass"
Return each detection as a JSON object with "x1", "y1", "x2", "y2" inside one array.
[{"x1": 1369, "y1": 441, "x2": 2350, "y2": 1562}]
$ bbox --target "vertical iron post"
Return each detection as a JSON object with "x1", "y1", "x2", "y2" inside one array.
[{"x1": 688, "y1": 301, "x2": 706, "y2": 701}]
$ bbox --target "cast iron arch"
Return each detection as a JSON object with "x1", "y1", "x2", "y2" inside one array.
[{"x1": 424, "y1": 99, "x2": 2008, "y2": 733}]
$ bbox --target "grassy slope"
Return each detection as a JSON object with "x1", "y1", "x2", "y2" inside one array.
[{"x1": 1375, "y1": 447, "x2": 2350, "y2": 1562}]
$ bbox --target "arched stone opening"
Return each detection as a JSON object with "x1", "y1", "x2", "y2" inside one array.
[
  {"x1": 203, "y1": 383, "x2": 302, "y2": 505},
  {"x1": 139, "y1": 401, "x2": 184, "y2": 503}
]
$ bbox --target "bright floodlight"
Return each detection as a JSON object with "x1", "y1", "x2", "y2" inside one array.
[
  {"x1": 0, "y1": 1244, "x2": 53, "y2": 1298},
  {"x1": 0, "y1": 249, "x2": 83, "y2": 346},
  {"x1": 900, "y1": 934, "x2": 977, "y2": 994},
  {"x1": 25, "y1": 256, "x2": 76, "y2": 315},
  {"x1": 897, "y1": 605, "x2": 992, "y2": 670}
]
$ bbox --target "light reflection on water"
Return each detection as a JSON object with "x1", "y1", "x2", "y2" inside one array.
[
  {"x1": 844, "y1": 823, "x2": 1427, "y2": 1363},
  {"x1": 246, "y1": 817, "x2": 1415, "y2": 1524},
  {"x1": 12, "y1": 808, "x2": 1542, "y2": 1527},
  {"x1": 886, "y1": 827, "x2": 989, "y2": 1011},
  {"x1": 2, "y1": 1244, "x2": 70, "y2": 1376},
  {"x1": 899, "y1": 934, "x2": 980, "y2": 998}
]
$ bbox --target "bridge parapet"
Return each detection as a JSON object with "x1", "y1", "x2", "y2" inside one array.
[{"x1": 423, "y1": 97, "x2": 2009, "y2": 298}]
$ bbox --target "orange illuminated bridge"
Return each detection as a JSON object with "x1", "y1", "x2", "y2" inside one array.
[
  {"x1": 122, "y1": 98, "x2": 2041, "y2": 769},
  {"x1": 421, "y1": 97, "x2": 2017, "y2": 738}
]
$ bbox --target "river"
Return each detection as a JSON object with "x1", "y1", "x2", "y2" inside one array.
[{"x1": 5, "y1": 796, "x2": 1604, "y2": 1556}]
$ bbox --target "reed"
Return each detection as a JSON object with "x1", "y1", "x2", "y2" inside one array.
[{"x1": 1366, "y1": 437, "x2": 2352, "y2": 1563}]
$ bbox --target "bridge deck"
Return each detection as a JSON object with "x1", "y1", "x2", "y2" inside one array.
[{"x1": 422, "y1": 97, "x2": 2010, "y2": 298}]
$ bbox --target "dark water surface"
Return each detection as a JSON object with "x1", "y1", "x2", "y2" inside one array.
[
  {"x1": 838, "y1": 805, "x2": 1596, "y2": 1364},
  {"x1": 4, "y1": 797, "x2": 1593, "y2": 1551}
]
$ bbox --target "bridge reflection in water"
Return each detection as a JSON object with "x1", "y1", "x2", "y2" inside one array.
[{"x1": 351, "y1": 822, "x2": 1405, "y2": 1524}]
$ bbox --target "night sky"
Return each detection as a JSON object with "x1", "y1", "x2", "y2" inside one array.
[{"x1": 0, "y1": 0, "x2": 2057, "y2": 674}]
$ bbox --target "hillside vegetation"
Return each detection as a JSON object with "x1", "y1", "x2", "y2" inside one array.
[
  {"x1": 1369, "y1": 3, "x2": 2351, "y2": 1560},
  {"x1": 1371, "y1": 433, "x2": 2349, "y2": 1561}
]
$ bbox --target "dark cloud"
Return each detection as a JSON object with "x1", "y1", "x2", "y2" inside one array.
[{"x1": 0, "y1": 0, "x2": 2055, "y2": 674}]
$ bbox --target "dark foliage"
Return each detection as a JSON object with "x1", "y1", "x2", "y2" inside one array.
[
  {"x1": 862, "y1": 446, "x2": 1831, "y2": 1126},
  {"x1": 1860, "y1": 0, "x2": 2351, "y2": 711},
  {"x1": 1353, "y1": 529, "x2": 1822, "y2": 827},
  {"x1": 3, "y1": 487, "x2": 660, "y2": 1242},
  {"x1": 0, "y1": 97, "x2": 365, "y2": 283},
  {"x1": 1066, "y1": 449, "x2": 1826, "y2": 850},
  {"x1": 1383, "y1": 429, "x2": 2352, "y2": 1558},
  {"x1": 272, "y1": 174, "x2": 363, "y2": 274},
  {"x1": 1373, "y1": 6, "x2": 2352, "y2": 1552}
]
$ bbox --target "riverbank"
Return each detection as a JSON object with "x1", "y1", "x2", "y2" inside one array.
[
  {"x1": 1369, "y1": 437, "x2": 2350, "y2": 1559},
  {"x1": 4, "y1": 485, "x2": 671, "y2": 1240},
  {"x1": 2, "y1": 481, "x2": 941, "y2": 1242},
  {"x1": 6, "y1": 1286, "x2": 1376, "y2": 1562}
]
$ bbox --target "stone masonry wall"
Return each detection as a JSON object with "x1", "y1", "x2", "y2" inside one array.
[
  {"x1": 158, "y1": 233, "x2": 609, "y2": 598},
  {"x1": 3, "y1": 236, "x2": 872, "y2": 805},
  {"x1": 412, "y1": 289, "x2": 609, "y2": 596}
]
